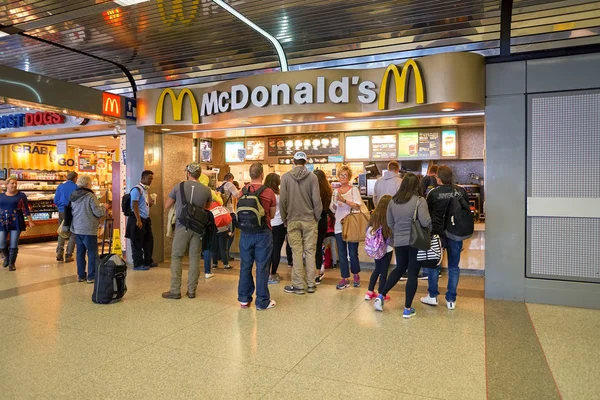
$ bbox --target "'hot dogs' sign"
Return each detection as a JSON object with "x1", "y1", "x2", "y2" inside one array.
[{"x1": 0, "y1": 112, "x2": 65, "y2": 130}]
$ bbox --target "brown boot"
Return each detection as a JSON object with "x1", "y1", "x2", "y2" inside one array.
[
  {"x1": 8, "y1": 248, "x2": 18, "y2": 271},
  {"x1": 1, "y1": 247, "x2": 8, "y2": 268}
]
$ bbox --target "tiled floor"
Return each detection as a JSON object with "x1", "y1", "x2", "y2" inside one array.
[{"x1": 0, "y1": 242, "x2": 598, "y2": 400}]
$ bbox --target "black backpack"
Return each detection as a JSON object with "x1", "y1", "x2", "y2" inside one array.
[
  {"x1": 443, "y1": 186, "x2": 474, "y2": 241},
  {"x1": 236, "y1": 185, "x2": 267, "y2": 232},
  {"x1": 177, "y1": 182, "x2": 210, "y2": 236},
  {"x1": 216, "y1": 182, "x2": 232, "y2": 207},
  {"x1": 121, "y1": 186, "x2": 141, "y2": 217}
]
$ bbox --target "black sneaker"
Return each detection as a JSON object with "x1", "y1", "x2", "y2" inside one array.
[
  {"x1": 56, "y1": 254, "x2": 64, "y2": 262},
  {"x1": 78, "y1": 275, "x2": 87, "y2": 282},
  {"x1": 162, "y1": 291, "x2": 182, "y2": 299},
  {"x1": 315, "y1": 273, "x2": 325, "y2": 285},
  {"x1": 307, "y1": 286, "x2": 317, "y2": 293},
  {"x1": 284, "y1": 285, "x2": 305, "y2": 295}
]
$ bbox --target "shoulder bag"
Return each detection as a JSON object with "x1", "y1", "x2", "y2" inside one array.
[
  {"x1": 341, "y1": 187, "x2": 369, "y2": 242},
  {"x1": 409, "y1": 198, "x2": 431, "y2": 250}
]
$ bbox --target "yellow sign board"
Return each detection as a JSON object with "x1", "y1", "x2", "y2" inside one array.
[{"x1": 0, "y1": 143, "x2": 78, "y2": 171}]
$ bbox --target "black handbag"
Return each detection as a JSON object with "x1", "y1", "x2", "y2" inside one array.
[{"x1": 409, "y1": 198, "x2": 431, "y2": 251}]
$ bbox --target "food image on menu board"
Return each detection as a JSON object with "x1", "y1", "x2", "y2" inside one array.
[
  {"x1": 442, "y1": 130, "x2": 457, "y2": 157},
  {"x1": 397, "y1": 132, "x2": 419, "y2": 158},
  {"x1": 418, "y1": 131, "x2": 440, "y2": 158},
  {"x1": 345, "y1": 135, "x2": 370, "y2": 159},
  {"x1": 246, "y1": 140, "x2": 265, "y2": 160},
  {"x1": 225, "y1": 141, "x2": 245, "y2": 162},
  {"x1": 372, "y1": 135, "x2": 397, "y2": 159}
]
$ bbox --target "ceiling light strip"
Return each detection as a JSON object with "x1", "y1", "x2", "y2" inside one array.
[
  {"x1": 211, "y1": 0, "x2": 289, "y2": 72},
  {"x1": 164, "y1": 111, "x2": 485, "y2": 135}
]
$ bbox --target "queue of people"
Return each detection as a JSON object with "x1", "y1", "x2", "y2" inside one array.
[{"x1": 0, "y1": 155, "x2": 469, "y2": 319}]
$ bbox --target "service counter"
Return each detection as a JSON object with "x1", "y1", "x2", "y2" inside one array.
[{"x1": 230, "y1": 222, "x2": 485, "y2": 272}]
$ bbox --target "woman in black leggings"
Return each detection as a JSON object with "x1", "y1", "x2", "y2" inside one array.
[
  {"x1": 373, "y1": 173, "x2": 431, "y2": 319},
  {"x1": 265, "y1": 173, "x2": 286, "y2": 284},
  {"x1": 313, "y1": 170, "x2": 332, "y2": 284}
]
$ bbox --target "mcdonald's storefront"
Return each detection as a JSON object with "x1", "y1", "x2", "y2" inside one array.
[{"x1": 136, "y1": 52, "x2": 488, "y2": 270}]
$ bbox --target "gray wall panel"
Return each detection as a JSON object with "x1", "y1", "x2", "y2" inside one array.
[
  {"x1": 484, "y1": 93, "x2": 527, "y2": 301},
  {"x1": 527, "y1": 53, "x2": 600, "y2": 93},
  {"x1": 525, "y1": 279, "x2": 600, "y2": 310},
  {"x1": 486, "y1": 62, "x2": 526, "y2": 96}
]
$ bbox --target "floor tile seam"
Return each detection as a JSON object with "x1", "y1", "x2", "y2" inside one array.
[
  {"x1": 284, "y1": 370, "x2": 449, "y2": 400},
  {"x1": 525, "y1": 303, "x2": 564, "y2": 400},
  {"x1": 0, "y1": 275, "x2": 80, "y2": 300}
]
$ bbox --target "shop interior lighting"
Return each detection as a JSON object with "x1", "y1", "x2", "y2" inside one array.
[
  {"x1": 282, "y1": 119, "x2": 292, "y2": 123},
  {"x1": 241, "y1": 121, "x2": 253, "y2": 125},
  {"x1": 113, "y1": 0, "x2": 149, "y2": 6},
  {"x1": 324, "y1": 116, "x2": 336, "y2": 119},
  {"x1": 442, "y1": 108, "x2": 455, "y2": 112},
  {"x1": 212, "y1": 0, "x2": 289, "y2": 72},
  {"x1": 0, "y1": 31, "x2": 9, "y2": 38},
  {"x1": 161, "y1": 128, "x2": 171, "y2": 132}
]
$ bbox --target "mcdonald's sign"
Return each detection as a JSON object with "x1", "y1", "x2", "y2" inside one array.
[
  {"x1": 102, "y1": 93, "x2": 121, "y2": 117},
  {"x1": 155, "y1": 88, "x2": 200, "y2": 124},
  {"x1": 378, "y1": 59, "x2": 425, "y2": 111},
  {"x1": 157, "y1": 0, "x2": 199, "y2": 26}
]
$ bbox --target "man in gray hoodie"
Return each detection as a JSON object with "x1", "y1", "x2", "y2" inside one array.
[
  {"x1": 280, "y1": 152, "x2": 323, "y2": 294},
  {"x1": 70, "y1": 175, "x2": 108, "y2": 283},
  {"x1": 373, "y1": 161, "x2": 403, "y2": 206}
]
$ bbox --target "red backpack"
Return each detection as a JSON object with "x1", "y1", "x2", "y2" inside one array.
[{"x1": 208, "y1": 202, "x2": 232, "y2": 228}]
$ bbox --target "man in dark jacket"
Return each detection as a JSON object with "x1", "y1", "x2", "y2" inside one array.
[
  {"x1": 280, "y1": 152, "x2": 323, "y2": 295},
  {"x1": 70, "y1": 175, "x2": 108, "y2": 283},
  {"x1": 421, "y1": 165, "x2": 468, "y2": 310},
  {"x1": 54, "y1": 171, "x2": 78, "y2": 262},
  {"x1": 421, "y1": 165, "x2": 439, "y2": 196}
]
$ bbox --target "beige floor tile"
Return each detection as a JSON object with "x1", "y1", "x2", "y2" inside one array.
[
  {"x1": 154, "y1": 283, "x2": 365, "y2": 371},
  {"x1": 0, "y1": 313, "x2": 46, "y2": 335},
  {"x1": 263, "y1": 372, "x2": 436, "y2": 400},
  {"x1": 527, "y1": 303, "x2": 600, "y2": 399},
  {"x1": 53, "y1": 344, "x2": 287, "y2": 400},
  {"x1": 58, "y1": 290, "x2": 232, "y2": 344},
  {"x1": 292, "y1": 314, "x2": 486, "y2": 400},
  {"x1": 0, "y1": 324, "x2": 146, "y2": 399}
]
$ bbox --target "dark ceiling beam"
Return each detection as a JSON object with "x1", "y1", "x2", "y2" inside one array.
[
  {"x1": 16, "y1": 32, "x2": 138, "y2": 98},
  {"x1": 500, "y1": 0, "x2": 514, "y2": 56}
]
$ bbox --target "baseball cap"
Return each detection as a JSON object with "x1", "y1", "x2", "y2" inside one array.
[
  {"x1": 294, "y1": 151, "x2": 307, "y2": 161},
  {"x1": 185, "y1": 162, "x2": 201, "y2": 175}
]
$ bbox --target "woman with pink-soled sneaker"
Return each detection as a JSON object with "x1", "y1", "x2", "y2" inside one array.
[{"x1": 364, "y1": 195, "x2": 393, "y2": 302}]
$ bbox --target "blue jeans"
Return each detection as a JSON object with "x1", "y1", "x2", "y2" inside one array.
[
  {"x1": 335, "y1": 233, "x2": 360, "y2": 279},
  {"x1": 76, "y1": 234, "x2": 98, "y2": 280},
  {"x1": 238, "y1": 230, "x2": 272, "y2": 309},
  {"x1": 0, "y1": 230, "x2": 21, "y2": 248},
  {"x1": 426, "y1": 238, "x2": 462, "y2": 301}
]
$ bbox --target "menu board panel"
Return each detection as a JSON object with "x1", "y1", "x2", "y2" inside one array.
[
  {"x1": 397, "y1": 132, "x2": 419, "y2": 158},
  {"x1": 225, "y1": 141, "x2": 245, "y2": 163},
  {"x1": 268, "y1": 134, "x2": 341, "y2": 156},
  {"x1": 442, "y1": 130, "x2": 457, "y2": 157},
  {"x1": 200, "y1": 139, "x2": 212, "y2": 162},
  {"x1": 418, "y1": 130, "x2": 440, "y2": 158},
  {"x1": 245, "y1": 139, "x2": 265, "y2": 160},
  {"x1": 345, "y1": 135, "x2": 370, "y2": 160},
  {"x1": 372, "y1": 134, "x2": 397, "y2": 159}
]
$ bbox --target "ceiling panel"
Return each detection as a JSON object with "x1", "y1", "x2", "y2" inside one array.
[{"x1": 0, "y1": 0, "x2": 596, "y2": 99}]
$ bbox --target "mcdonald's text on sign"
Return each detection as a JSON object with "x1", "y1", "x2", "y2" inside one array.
[
  {"x1": 154, "y1": 59, "x2": 426, "y2": 124},
  {"x1": 103, "y1": 93, "x2": 121, "y2": 117}
]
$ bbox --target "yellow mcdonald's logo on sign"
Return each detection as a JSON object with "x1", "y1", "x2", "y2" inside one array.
[
  {"x1": 378, "y1": 59, "x2": 425, "y2": 110},
  {"x1": 157, "y1": 0, "x2": 199, "y2": 25},
  {"x1": 102, "y1": 92, "x2": 121, "y2": 117},
  {"x1": 155, "y1": 88, "x2": 200, "y2": 124}
]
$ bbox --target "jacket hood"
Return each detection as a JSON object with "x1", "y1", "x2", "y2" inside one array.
[
  {"x1": 290, "y1": 165, "x2": 311, "y2": 181},
  {"x1": 71, "y1": 188, "x2": 94, "y2": 203},
  {"x1": 383, "y1": 170, "x2": 399, "y2": 180}
]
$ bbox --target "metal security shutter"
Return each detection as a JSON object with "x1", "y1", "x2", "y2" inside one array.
[{"x1": 527, "y1": 91, "x2": 600, "y2": 283}]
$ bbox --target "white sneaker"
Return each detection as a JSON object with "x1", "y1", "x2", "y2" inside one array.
[
  {"x1": 205, "y1": 273, "x2": 214, "y2": 279},
  {"x1": 446, "y1": 300, "x2": 456, "y2": 310},
  {"x1": 420, "y1": 295, "x2": 438, "y2": 306}
]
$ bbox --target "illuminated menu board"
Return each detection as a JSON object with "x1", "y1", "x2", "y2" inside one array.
[
  {"x1": 398, "y1": 129, "x2": 457, "y2": 159},
  {"x1": 345, "y1": 135, "x2": 370, "y2": 160},
  {"x1": 268, "y1": 134, "x2": 341, "y2": 156},
  {"x1": 372, "y1": 134, "x2": 397, "y2": 159},
  {"x1": 245, "y1": 140, "x2": 265, "y2": 160},
  {"x1": 225, "y1": 141, "x2": 245, "y2": 163}
]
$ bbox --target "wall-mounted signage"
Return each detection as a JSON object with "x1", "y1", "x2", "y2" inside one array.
[
  {"x1": 268, "y1": 134, "x2": 340, "y2": 157},
  {"x1": 245, "y1": 140, "x2": 264, "y2": 161},
  {"x1": 141, "y1": 53, "x2": 485, "y2": 127},
  {"x1": 397, "y1": 129, "x2": 458, "y2": 160},
  {"x1": 1, "y1": 143, "x2": 77, "y2": 170},
  {"x1": 398, "y1": 132, "x2": 419, "y2": 158},
  {"x1": 345, "y1": 135, "x2": 370, "y2": 160},
  {"x1": 102, "y1": 92, "x2": 121, "y2": 117},
  {"x1": 0, "y1": 112, "x2": 65, "y2": 130},
  {"x1": 328, "y1": 155, "x2": 344, "y2": 163},
  {"x1": 225, "y1": 141, "x2": 245, "y2": 163},
  {"x1": 125, "y1": 98, "x2": 137, "y2": 120},
  {"x1": 78, "y1": 156, "x2": 97, "y2": 172},
  {"x1": 200, "y1": 139, "x2": 212, "y2": 162},
  {"x1": 442, "y1": 130, "x2": 457, "y2": 157},
  {"x1": 371, "y1": 134, "x2": 397, "y2": 160}
]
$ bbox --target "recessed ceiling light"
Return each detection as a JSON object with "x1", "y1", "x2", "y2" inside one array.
[
  {"x1": 113, "y1": 0, "x2": 150, "y2": 6},
  {"x1": 324, "y1": 116, "x2": 336, "y2": 119},
  {"x1": 161, "y1": 128, "x2": 171, "y2": 132},
  {"x1": 62, "y1": 109, "x2": 69, "y2": 114},
  {"x1": 442, "y1": 108, "x2": 455, "y2": 112},
  {"x1": 282, "y1": 119, "x2": 292, "y2": 123},
  {"x1": 98, "y1": 145, "x2": 107, "y2": 148},
  {"x1": 241, "y1": 121, "x2": 252, "y2": 125}
]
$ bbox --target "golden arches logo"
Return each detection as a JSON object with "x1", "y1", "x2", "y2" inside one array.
[
  {"x1": 157, "y1": 0, "x2": 200, "y2": 25},
  {"x1": 378, "y1": 59, "x2": 425, "y2": 110},
  {"x1": 155, "y1": 88, "x2": 200, "y2": 124}
]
